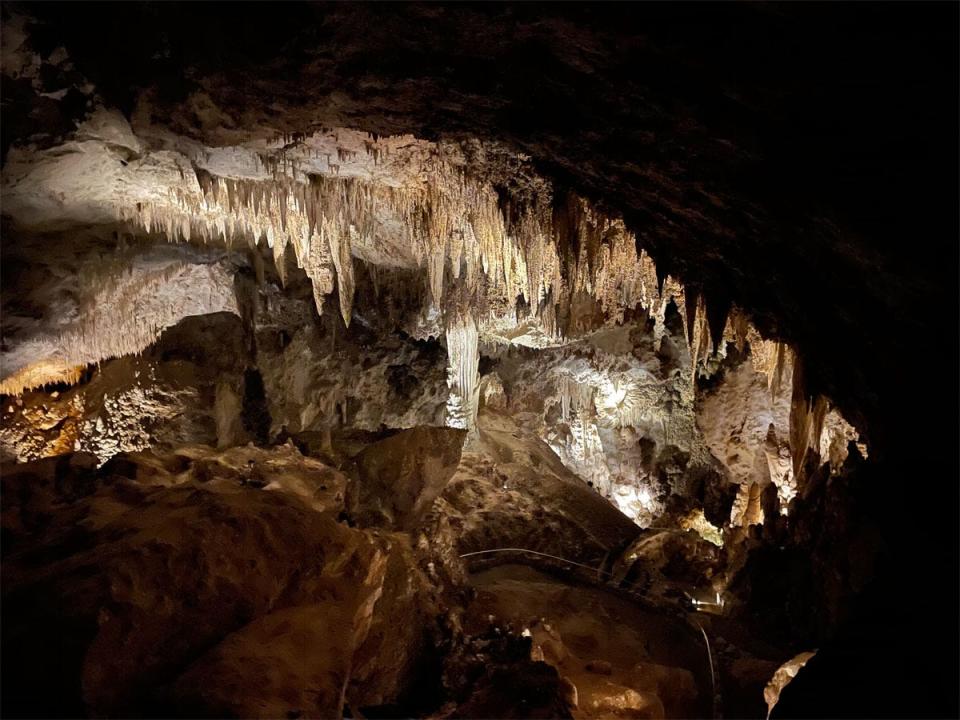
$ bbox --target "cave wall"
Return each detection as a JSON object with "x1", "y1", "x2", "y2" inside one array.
[{"x1": 1, "y1": 4, "x2": 956, "y2": 717}]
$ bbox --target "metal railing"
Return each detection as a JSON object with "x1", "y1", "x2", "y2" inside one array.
[{"x1": 459, "y1": 545, "x2": 719, "y2": 718}]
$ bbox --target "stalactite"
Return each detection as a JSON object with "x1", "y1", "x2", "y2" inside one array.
[
  {"x1": 122, "y1": 146, "x2": 680, "y2": 351},
  {"x1": 1, "y1": 261, "x2": 238, "y2": 396},
  {"x1": 771, "y1": 342, "x2": 788, "y2": 398},
  {"x1": 0, "y1": 361, "x2": 88, "y2": 396},
  {"x1": 742, "y1": 330, "x2": 791, "y2": 398},
  {"x1": 325, "y1": 217, "x2": 355, "y2": 326},
  {"x1": 557, "y1": 374, "x2": 596, "y2": 422},
  {"x1": 108, "y1": 131, "x2": 828, "y2": 413},
  {"x1": 789, "y1": 356, "x2": 830, "y2": 479},
  {"x1": 427, "y1": 242, "x2": 446, "y2": 309},
  {"x1": 705, "y1": 293, "x2": 731, "y2": 355},
  {"x1": 726, "y1": 308, "x2": 751, "y2": 354},
  {"x1": 689, "y1": 293, "x2": 711, "y2": 386},
  {"x1": 652, "y1": 276, "x2": 684, "y2": 351},
  {"x1": 445, "y1": 314, "x2": 480, "y2": 430},
  {"x1": 683, "y1": 286, "x2": 699, "y2": 348},
  {"x1": 5, "y1": 125, "x2": 876, "y2": 490}
]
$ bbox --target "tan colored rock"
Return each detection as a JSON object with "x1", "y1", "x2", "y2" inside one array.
[
  {"x1": 465, "y1": 564, "x2": 708, "y2": 719},
  {"x1": 429, "y1": 409, "x2": 641, "y2": 568},
  {"x1": 1, "y1": 445, "x2": 431, "y2": 718},
  {"x1": 351, "y1": 426, "x2": 466, "y2": 530},
  {"x1": 764, "y1": 651, "x2": 817, "y2": 719},
  {"x1": 586, "y1": 659, "x2": 613, "y2": 675},
  {"x1": 172, "y1": 561, "x2": 389, "y2": 719}
]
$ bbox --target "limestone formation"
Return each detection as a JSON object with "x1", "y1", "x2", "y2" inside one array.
[{"x1": 2, "y1": 5, "x2": 948, "y2": 718}]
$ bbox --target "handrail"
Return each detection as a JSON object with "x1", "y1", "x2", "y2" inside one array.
[
  {"x1": 460, "y1": 545, "x2": 719, "y2": 719},
  {"x1": 459, "y1": 547, "x2": 617, "y2": 580},
  {"x1": 694, "y1": 619, "x2": 717, "y2": 719}
]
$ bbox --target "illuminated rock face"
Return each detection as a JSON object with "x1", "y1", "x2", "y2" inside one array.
[
  {"x1": 1, "y1": 109, "x2": 785, "y2": 415},
  {"x1": 2, "y1": 6, "x2": 954, "y2": 718},
  {"x1": 697, "y1": 354, "x2": 793, "y2": 523},
  {"x1": 0, "y1": 239, "x2": 240, "y2": 395},
  {"x1": 0, "y1": 312, "x2": 256, "y2": 464},
  {"x1": 0, "y1": 98, "x2": 867, "y2": 538},
  {"x1": 486, "y1": 320, "x2": 705, "y2": 527},
  {"x1": 0, "y1": 194, "x2": 865, "y2": 530},
  {"x1": 1, "y1": 105, "x2": 866, "y2": 511}
]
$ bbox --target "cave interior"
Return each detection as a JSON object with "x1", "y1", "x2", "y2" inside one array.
[{"x1": 1, "y1": 3, "x2": 958, "y2": 719}]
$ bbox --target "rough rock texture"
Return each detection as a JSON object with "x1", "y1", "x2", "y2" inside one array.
[
  {"x1": 1, "y1": 4, "x2": 956, "y2": 717},
  {"x1": 489, "y1": 314, "x2": 714, "y2": 527},
  {"x1": 4, "y1": 3, "x2": 954, "y2": 448},
  {"x1": 611, "y1": 529, "x2": 726, "y2": 608},
  {"x1": 0, "y1": 225, "x2": 913, "y2": 720},
  {"x1": 763, "y1": 651, "x2": 816, "y2": 720},
  {"x1": 427, "y1": 409, "x2": 642, "y2": 570},
  {"x1": 721, "y1": 447, "x2": 881, "y2": 652},
  {"x1": 1, "y1": 445, "x2": 439, "y2": 719},
  {"x1": 439, "y1": 629, "x2": 576, "y2": 720},
  {"x1": 0, "y1": 252, "x2": 451, "y2": 463},
  {"x1": 2, "y1": 427, "x2": 729, "y2": 720},
  {"x1": 696, "y1": 353, "x2": 792, "y2": 509},
  {"x1": 464, "y1": 564, "x2": 709, "y2": 719},
  {"x1": 1, "y1": 312, "x2": 262, "y2": 463},
  {"x1": 252, "y1": 265, "x2": 450, "y2": 437},
  {"x1": 0, "y1": 232, "x2": 240, "y2": 394},
  {"x1": 350, "y1": 426, "x2": 467, "y2": 530}
]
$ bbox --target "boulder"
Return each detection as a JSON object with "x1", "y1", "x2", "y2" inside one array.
[
  {"x1": 350, "y1": 426, "x2": 466, "y2": 530},
  {"x1": 1, "y1": 446, "x2": 435, "y2": 719}
]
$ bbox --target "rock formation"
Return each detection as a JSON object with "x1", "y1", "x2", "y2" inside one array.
[{"x1": 1, "y1": 4, "x2": 955, "y2": 719}]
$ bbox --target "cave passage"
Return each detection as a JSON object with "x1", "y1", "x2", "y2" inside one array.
[{"x1": 1, "y1": 3, "x2": 957, "y2": 719}]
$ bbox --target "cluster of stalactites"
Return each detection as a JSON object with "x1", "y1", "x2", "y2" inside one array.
[
  {"x1": 670, "y1": 290, "x2": 843, "y2": 487},
  {"x1": 128, "y1": 148, "x2": 691, "y2": 355},
  {"x1": 118, "y1": 162, "x2": 559, "y2": 329},
  {"x1": 557, "y1": 373, "x2": 597, "y2": 423},
  {"x1": 788, "y1": 356, "x2": 831, "y2": 480},
  {"x1": 60, "y1": 261, "x2": 239, "y2": 371},
  {"x1": 0, "y1": 361, "x2": 88, "y2": 396},
  {"x1": 115, "y1": 157, "x2": 675, "y2": 341},
  {"x1": 109, "y1": 144, "x2": 838, "y2": 438},
  {"x1": 722, "y1": 311, "x2": 792, "y2": 397},
  {"x1": 0, "y1": 261, "x2": 239, "y2": 396},
  {"x1": 643, "y1": 278, "x2": 793, "y2": 397}
]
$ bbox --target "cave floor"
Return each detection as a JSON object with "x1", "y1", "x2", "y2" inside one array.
[{"x1": 465, "y1": 564, "x2": 712, "y2": 719}]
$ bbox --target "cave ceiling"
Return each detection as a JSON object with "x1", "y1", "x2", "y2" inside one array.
[
  {"x1": 1, "y1": 5, "x2": 958, "y2": 718},
  {"x1": 2, "y1": 2, "x2": 956, "y2": 453}
]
